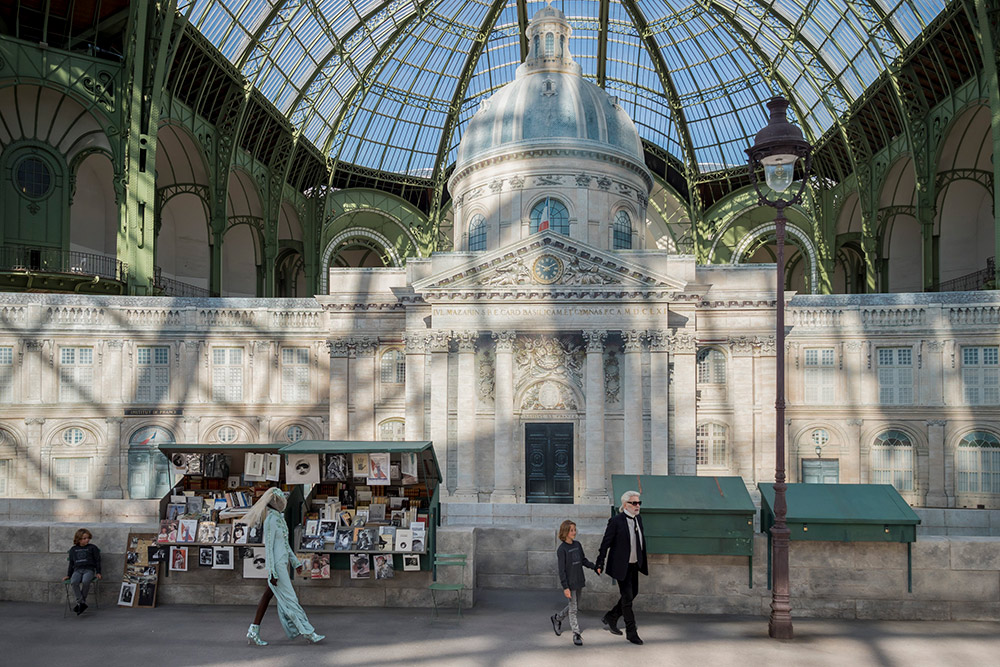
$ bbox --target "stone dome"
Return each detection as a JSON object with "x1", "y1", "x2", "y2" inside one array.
[{"x1": 454, "y1": 6, "x2": 645, "y2": 172}]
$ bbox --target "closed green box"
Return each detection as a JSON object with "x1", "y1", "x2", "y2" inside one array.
[{"x1": 611, "y1": 475, "x2": 755, "y2": 557}]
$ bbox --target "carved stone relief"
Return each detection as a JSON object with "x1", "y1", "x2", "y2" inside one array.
[
  {"x1": 520, "y1": 380, "x2": 577, "y2": 411},
  {"x1": 604, "y1": 349, "x2": 621, "y2": 405},
  {"x1": 477, "y1": 348, "x2": 495, "y2": 407},
  {"x1": 513, "y1": 335, "x2": 584, "y2": 399}
]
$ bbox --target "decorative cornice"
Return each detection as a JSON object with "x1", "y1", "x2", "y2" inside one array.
[{"x1": 450, "y1": 147, "x2": 653, "y2": 191}]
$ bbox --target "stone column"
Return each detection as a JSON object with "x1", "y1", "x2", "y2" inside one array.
[
  {"x1": 101, "y1": 416, "x2": 124, "y2": 498},
  {"x1": 404, "y1": 333, "x2": 428, "y2": 442},
  {"x1": 622, "y1": 330, "x2": 644, "y2": 474},
  {"x1": 428, "y1": 331, "x2": 451, "y2": 491},
  {"x1": 21, "y1": 417, "x2": 45, "y2": 495},
  {"x1": 351, "y1": 337, "x2": 377, "y2": 440},
  {"x1": 327, "y1": 339, "x2": 350, "y2": 439},
  {"x1": 257, "y1": 416, "x2": 272, "y2": 444},
  {"x1": 648, "y1": 331, "x2": 671, "y2": 476},
  {"x1": 491, "y1": 331, "x2": 517, "y2": 502},
  {"x1": 453, "y1": 331, "x2": 479, "y2": 500},
  {"x1": 926, "y1": 419, "x2": 948, "y2": 506},
  {"x1": 672, "y1": 331, "x2": 698, "y2": 475},
  {"x1": 582, "y1": 330, "x2": 608, "y2": 501}
]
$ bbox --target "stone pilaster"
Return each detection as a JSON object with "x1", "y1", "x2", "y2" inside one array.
[
  {"x1": 672, "y1": 331, "x2": 698, "y2": 475},
  {"x1": 103, "y1": 340, "x2": 124, "y2": 403},
  {"x1": 622, "y1": 330, "x2": 644, "y2": 474},
  {"x1": 182, "y1": 416, "x2": 201, "y2": 443},
  {"x1": 251, "y1": 340, "x2": 272, "y2": 404},
  {"x1": 582, "y1": 330, "x2": 608, "y2": 501},
  {"x1": 327, "y1": 338, "x2": 350, "y2": 439},
  {"x1": 21, "y1": 417, "x2": 44, "y2": 494},
  {"x1": 844, "y1": 418, "x2": 863, "y2": 484},
  {"x1": 926, "y1": 419, "x2": 949, "y2": 507},
  {"x1": 404, "y1": 333, "x2": 427, "y2": 442},
  {"x1": 491, "y1": 331, "x2": 517, "y2": 502},
  {"x1": 351, "y1": 337, "x2": 377, "y2": 440},
  {"x1": 453, "y1": 331, "x2": 479, "y2": 500},
  {"x1": 428, "y1": 331, "x2": 451, "y2": 491},
  {"x1": 23, "y1": 340, "x2": 45, "y2": 403},
  {"x1": 649, "y1": 331, "x2": 670, "y2": 476},
  {"x1": 101, "y1": 416, "x2": 124, "y2": 498}
]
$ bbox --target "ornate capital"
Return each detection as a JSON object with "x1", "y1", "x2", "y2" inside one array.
[
  {"x1": 182, "y1": 416, "x2": 202, "y2": 424},
  {"x1": 758, "y1": 336, "x2": 776, "y2": 354},
  {"x1": 845, "y1": 340, "x2": 863, "y2": 352},
  {"x1": 646, "y1": 331, "x2": 670, "y2": 351},
  {"x1": 24, "y1": 339, "x2": 45, "y2": 350},
  {"x1": 926, "y1": 419, "x2": 947, "y2": 427},
  {"x1": 672, "y1": 331, "x2": 697, "y2": 353},
  {"x1": 428, "y1": 330, "x2": 452, "y2": 353},
  {"x1": 326, "y1": 338, "x2": 350, "y2": 357},
  {"x1": 351, "y1": 337, "x2": 378, "y2": 356},
  {"x1": 728, "y1": 335, "x2": 756, "y2": 355},
  {"x1": 24, "y1": 417, "x2": 46, "y2": 426},
  {"x1": 847, "y1": 419, "x2": 864, "y2": 426},
  {"x1": 105, "y1": 416, "x2": 124, "y2": 424},
  {"x1": 254, "y1": 340, "x2": 271, "y2": 352},
  {"x1": 492, "y1": 331, "x2": 516, "y2": 352},
  {"x1": 454, "y1": 331, "x2": 478, "y2": 352},
  {"x1": 622, "y1": 330, "x2": 644, "y2": 351},
  {"x1": 582, "y1": 330, "x2": 607, "y2": 353},
  {"x1": 104, "y1": 339, "x2": 124, "y2": 350},
  {"x1": 403, "y1": 332, "x2": 427, "y2": 354},
  {"x1": 924, "y1": 340, "x2": 945, "y2": 351}
]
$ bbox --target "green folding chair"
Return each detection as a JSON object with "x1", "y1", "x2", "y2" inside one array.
[{"x1": 429, "y1": 553, "x2": 467, "y2": 617}]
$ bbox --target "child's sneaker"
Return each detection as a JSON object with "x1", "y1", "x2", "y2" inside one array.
[
  {"x1": 550, "y1": 614, "x2": 562, "y2": 636},
  {"x1": 573, "y1": 633, "x2": 583, "y2": 646}
]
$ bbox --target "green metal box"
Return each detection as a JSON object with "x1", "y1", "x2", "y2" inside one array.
[
  {"x1": 611, "y1": 475, "x2": 756, "y2": 557},
  {"x1": 758, "y1": 483, "x2": 920, "y2": 543}
]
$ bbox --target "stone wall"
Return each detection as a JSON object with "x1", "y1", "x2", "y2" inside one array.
[
  {"x1": 474, "y1": 527, "x2": 1000, "y2": 621},
  {"x1": 0, "y1": 522, "x2": 474, "y2": 609}
]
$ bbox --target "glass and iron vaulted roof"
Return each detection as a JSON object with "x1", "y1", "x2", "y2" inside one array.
[{"x1": 182, "y1": 0, "x2": 950, "y2": 178}]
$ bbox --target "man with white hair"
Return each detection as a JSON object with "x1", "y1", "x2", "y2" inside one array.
[{"x1": 595, "y1": 490, "x2": 647, "y2": 645}]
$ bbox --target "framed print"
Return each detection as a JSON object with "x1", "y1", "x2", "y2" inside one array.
[
  {"x1": 196, "y1": 521, "x2": 215, "y2": 544},
  {"x1": 285, "y1": 453, "x2": 320, "y2": 484},
  {"x1": 394, "y1": 529, "x2": 412, "y2": 552},
  {"x1": 227, "y1": 475, "x2": 241, "y2": 489},
  {"x1": 117, "y1": 582, "x2": 137, "y2": 607},
  {"x1": 264, "y1": 453, "x2": 281, "y2": 481},
  {"x1": 352, "y1": 453, "x2": 369, "y2": 478},
  {"x1": 214, "y1": 524, "x2": 233, "y2": 544},
  {"x1": 199, "y1": 546, "x2": 214, "y2": 566},
  {"x1": 300, "y1": 535, "x2": 324, "y2": 551},
  {"x1": 332, "y1": 528, "x2": 352, "y2": 551},
  {"x1": 350, "y1": 553, "x2": 370, "y2": 579},
  {"x1": 243, "y1": 547, "x2": 268, "y2": 578},
  {"x1": 310, "y1": 553, "x2": 330, "y2": 579},
  {"x1": 232, "y1": 523, "x2": 248, "y2": 544},
  {"x1": 400, "y1": 452, "x2": 418, "y2": 485},
  {"x1": 147, "y1": 544, "x2": 168, "y2": 563},
  {"x1": 157, "y1": 519, "x2": 177, "y2": 543},
  {"x1": 323, "y1": 453, "x2": 348, "y2": 482},
  {"x1": 295, "y1": 553, "x2": 314, "y2": 579},
  {"x1": 402, "y1": 554, "x2": 421, "y2": 571},
  {"x1": 177, "y1": 519, "x2": 198, "y2": 543},
  {"x1": 367, "y1": 452, "x2": 390, "y2": 485},
  {"x1": 169, "y1": 546, "x2": 188, "y2": 572},
  {"x1": 213, "y1": 546, "x2": 234, "y2": 570},
  {"x1": 373, "y1": 553, "x2": 394, "y2": 579},
  {"x1": 136, "y1": 577, "x2": 158, "y2": 608},
  {"x1": 305, "y1": 519, "x2": 320, "y2": 536}
]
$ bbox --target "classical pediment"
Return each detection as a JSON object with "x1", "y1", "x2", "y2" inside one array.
[{"x1": 411, "y1": 232, "x2": 688, "y2": 298}]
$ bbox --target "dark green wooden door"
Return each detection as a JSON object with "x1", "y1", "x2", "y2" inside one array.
[{"x1": 525, "y1": 423, "x2": 573, "y2": 504}]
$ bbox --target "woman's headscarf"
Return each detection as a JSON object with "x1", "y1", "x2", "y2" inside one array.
[{"x1": 240, "y1": 487, "x2": 287, "y2": 528}]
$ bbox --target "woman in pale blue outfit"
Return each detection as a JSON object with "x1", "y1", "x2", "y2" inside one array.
[{"x1": 243, "y1": 487, "x2": 325, "y2": 646}]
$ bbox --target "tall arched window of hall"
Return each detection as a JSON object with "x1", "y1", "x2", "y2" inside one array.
[
  {"x1": 957, "y1": 431, "x2": 1000, "y2": 497},
  {"x1": 380, "y1": 349, "x2": 405, "y2": 384},
  {"x1": 379, "y1": 419, "x2": 405, "y2": 441},
  {"x1": 468, "y1": 214, "x2": 487, "y2": 251},
  {"x1": 613, "y1": 210, "x2": 632, "y2": 249},
  {"x1": 697, "y1": 348, "x2": 726, "y2": 385},
  {"x1": 530, "y1": 197, "x2": 569, "y2": 235},
  {"x1": 696, "y1": 423, "x2": 728, "y2": 468},
  {"x1": 870, "y1": 430, "x2": 914, "y2": 492}
]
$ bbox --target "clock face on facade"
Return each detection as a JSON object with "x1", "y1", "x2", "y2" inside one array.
[{"x1": 532, "y1": 254, "x2": 563, "y2": 284}]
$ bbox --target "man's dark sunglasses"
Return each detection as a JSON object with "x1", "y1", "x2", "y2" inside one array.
[{"x1": 626, "y1": 501, "x2": 642, "y2": 506}]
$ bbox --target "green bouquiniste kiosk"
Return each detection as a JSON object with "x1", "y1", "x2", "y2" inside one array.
[
  {"x1": 759, "y1": 483, "x2": 921, "y2": 591},
  {"x1": 611, "y1": 474, "x2": 757, "y2": 586}
]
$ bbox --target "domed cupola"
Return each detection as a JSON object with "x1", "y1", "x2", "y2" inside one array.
[{"x1": 449, "y1": 5, "x2": 652, "y2": 253}]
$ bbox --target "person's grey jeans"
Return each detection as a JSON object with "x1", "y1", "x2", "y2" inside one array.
[
  {"x1": 70, "y1": 569, "x2": 95, "y2": 603},
  {"x1": 555, "y1": 589, "x2": 581, "y2": 634}
]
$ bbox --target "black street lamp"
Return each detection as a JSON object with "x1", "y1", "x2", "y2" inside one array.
[{"x1": 745, "y1": 96, "x2": 812, "y2": 640}]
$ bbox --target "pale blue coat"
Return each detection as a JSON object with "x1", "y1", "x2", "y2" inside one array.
[{"x1": 264, "y1": 507, "x2": 315, "y2": 638}]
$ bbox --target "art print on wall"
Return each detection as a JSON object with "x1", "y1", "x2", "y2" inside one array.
[
  {"x1": 213, "y1": 546, "x2": 234, "y2": 569},
  {"x1": 402, "y1": 554, "x2": 421, "y2": 571},
  {"x1": 117, "y1": 582, "x2": 136, "y2": 607},
  {"x1": 350, "y1": 553, "x2": 370, "y2": 579},
  {"x1": 323, "y1": 453, "x2": 348, "y2": 482},
  {"x1": 285, "y1": 454, "x2": 320, "y2": 484},
  {"x1": 310, "y1": 553, "x2": 330, "y2": 580},
  {"x1": 242, "y1": 547, "x2": 268, "y2": 579},
  {"x1": 367, "y1": 452, "x2": 390, "y2": 486},
  {"x1": 373, "y1": 554, "x2": 394, "y2": 579},
  {"x1": 199, "y1": 546, "x2": 214, "y2": 566},
  {"x1": 352, "y1": 453, "x2": 369, "y2": 478},
  {"x1": 169, "y1": 546, "x2": 188, "y2": 572},
  {"x1": 177, "y1": 519, "x2": 198, "y2": 543},
  {"x1": 136, "y1": 578, "x2": 158, "y2": 608}
]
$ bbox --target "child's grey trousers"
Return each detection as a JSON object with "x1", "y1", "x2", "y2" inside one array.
[{"x1": 555, "y1": 589, "x2": 581, "y2": 634}]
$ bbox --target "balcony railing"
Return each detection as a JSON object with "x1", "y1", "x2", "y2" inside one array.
[
  {"x1": 153, "y1": 267, "x2": 213, "y2": 297},
  {"x1": 0, "y1": 244, "x2": 127, "y2": 282},
  {"x1": 931, "y1": 257, "x2": 995, "y2": 293}
]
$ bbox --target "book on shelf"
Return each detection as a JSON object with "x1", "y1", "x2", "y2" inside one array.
[
  {"x1": 177, "y1": 519, "x2": 198, "y2": 543},
  {"x1": 233, "y1": 523, "x2": 249, "y2": 544},
  {"x1": 264, "y1": 453, "x2": 281, "y2": 482},
  {"x1": 319, "y1": 520, "x2": 338, "y2": 541},
  {"x1": 214, "y1": 524, "x2": 232, "y2": 544},
  {"x1": 373, "y1": 553, "x2": 394, "y2": 579},
  {"x1": 332, "y1": 528, "x2": 352, "y2": 551},
  {"x1": 196, "y1": 521, "x2": 216, "y2": 544},
  {"x1": 296, "y1": 553, "x2": 313, "y2": 579},
  {"x1": 368, "y1": 503, "x2": 386, "y2": 522},
  {"x1": 350, "y1": 553, "x2": 370, "y2": 579},
  {"x1": 311, "y1": 553, "x2": 330, "y2": 579},
  {"x1": 377, "y1": 526, "x2": 396, "y2": 552},
  {"x1": 300, "y1": 535, "x2": 325, "y2": 551},
  {"x1": 157, "y1": 519, "x2": 178, "y2": 543},
  {"x1": 354, "y1": 509, "x2": 369, "y2": 526},
  {"x1": 185, "y1": 496, "x2": 203, "y2": 515},
  {"x1": 394, "y1": 529, "x2": 413, "y2": 552}
]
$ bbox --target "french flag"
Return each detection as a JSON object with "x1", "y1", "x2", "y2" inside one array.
[{"x1": 539, "y1": 199, "x2": 550, "y2": 231}]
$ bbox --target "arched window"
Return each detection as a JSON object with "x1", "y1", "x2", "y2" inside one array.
[
  {"x1": 870, "y1": 430, "x2": 914, "y2": 491},
  {"x1": 545, "y1": 32, "x2": 554, "y2": 55},
  {"x1": 697, "y1": 348, "x2": 726, "y2": 384},
  {"x1": 286, "y1": 425, "x2": 305, "y2": 443},
  {"x1": 613, "y1": 210, "x2": 632, "y2": 249},
  {"x1": 63, "y1": 427, "x2": 85, "y2": 446},
  {"x1": 380, "y1": 349, "x2": 405, "y2": 384},
  {"x1": 530, "y1": 198, "x2": 569, "y2": 235},
  {"x1": 127, "y1": 426, "x2": 174, "y2": 499},
  {"x1": 217, "y1": 425, "x2": 237, "y2": 443},
  {"x1": 379, "y1": 419, "x2": 405, "y2": 441},
  {"x1": 468, "y1": 214, "x2": 487, "y2": 251},
  {"x1": 957, "y1": 431, "x2": 1000, "y2": 494},
  {"x1": 533, "y1": 34, "x2": 540, "y2": 57},
  {"x1": 696, "y1": 423, "x2": 728, "y2": 467}
]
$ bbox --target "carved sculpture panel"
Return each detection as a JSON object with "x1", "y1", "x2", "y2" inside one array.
[{"x1": 513, "y1": 335, "x2": 584, "y2": 400}]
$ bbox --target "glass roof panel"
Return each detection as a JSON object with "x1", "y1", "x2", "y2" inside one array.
[{"x1": 186, "y1": 0, "x2": 951, "y2": 178}]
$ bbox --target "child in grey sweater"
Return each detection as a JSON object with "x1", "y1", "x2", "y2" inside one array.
[{"x1": 551, "y1": 520, "x2": 597, "y2": 646}]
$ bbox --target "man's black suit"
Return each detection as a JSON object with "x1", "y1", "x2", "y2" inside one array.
[{"x1": 595, "y1": 510, "x2": 647, "y2": 636}]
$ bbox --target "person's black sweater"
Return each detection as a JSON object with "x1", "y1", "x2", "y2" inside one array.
[
  {"x1": 67, "y1": 544, "x2": 101, "y2": 577},
  {"x1": 556, "y1": 540, "x2": 595, "y2": 591}
]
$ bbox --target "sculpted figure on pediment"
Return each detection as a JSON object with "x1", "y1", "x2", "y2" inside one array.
[
  {"x1": 481, "y1": 257, "x2": 532, "y2": 286},
  {"x1": 562, "y1": 256, "x2": 615, "y2": 285}
]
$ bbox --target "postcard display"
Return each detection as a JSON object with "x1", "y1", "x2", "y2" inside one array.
[
  {"x1": 291, "y1": 448, "x2": 438, "y2": 578},
  {"x1": 155, "y1": 447, "x2": 293, "y2": 591}
]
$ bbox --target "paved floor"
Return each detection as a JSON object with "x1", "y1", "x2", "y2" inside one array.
[{"x1": 3, "y1": 590, "x2": 998, "y2": 666}]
